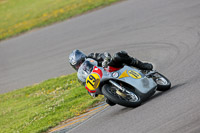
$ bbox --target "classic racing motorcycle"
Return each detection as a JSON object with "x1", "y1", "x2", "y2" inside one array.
[{"x1": 77, "y1": 58, "x2": 171, "y2": 107}]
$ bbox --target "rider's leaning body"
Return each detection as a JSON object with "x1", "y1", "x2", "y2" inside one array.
[
  {"x1": 69, "y1": 49, "x2": 153, "y2": 84},
  {"x1": 86, "y1": 51, "x2": 153, "y2": 69},
  {"x1": 69, "y1": 49, "x2": 153, "y2": 72}
]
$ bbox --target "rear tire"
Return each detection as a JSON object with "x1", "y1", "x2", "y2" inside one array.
[
  {"x1": 102, "y1": 84, "x2": 142, "y2": 107},
  {"x1": 153, "y1": 73, "x2": 171, "y2": 91}
]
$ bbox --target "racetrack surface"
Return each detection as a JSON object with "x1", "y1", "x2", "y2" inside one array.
[{"x1": 1, "y1": 0, "x2": 200, "y2": 132}]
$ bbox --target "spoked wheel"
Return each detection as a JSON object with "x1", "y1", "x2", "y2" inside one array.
[
  {"x1": 102, "y1": 84, "x2": 142, "y2": 107},
  {"x1": 153, "y1": 73, "x2": 171, "y2": 91}
]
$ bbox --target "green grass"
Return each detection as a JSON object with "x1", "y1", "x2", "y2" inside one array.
[
  {"x1": 0, "y1": 73, "x2": 104, "y2": 133},
  {"x1": 0, "y1": 0, "x2": 120, "y2": 41}
]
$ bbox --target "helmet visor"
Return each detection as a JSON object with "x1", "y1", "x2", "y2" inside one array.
[{"x1": 69, "y1": 50, "x2": 86, "y2": 71}]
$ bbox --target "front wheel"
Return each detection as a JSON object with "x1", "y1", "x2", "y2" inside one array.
[
  {"x1": 102, "y1": 84, "x2": 142, "y2": 107},
  {"x1": 153, "y1": 73, "x2": 171, "y2": 91}
]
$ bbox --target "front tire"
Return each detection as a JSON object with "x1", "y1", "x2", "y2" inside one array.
[{"x1": 102, "y1": 84, "x2": 142, "y2": 107}]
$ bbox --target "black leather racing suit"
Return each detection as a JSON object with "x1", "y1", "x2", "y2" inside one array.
[{"x1": 87, "y1": 51, "x2": 153, "y2": 70}]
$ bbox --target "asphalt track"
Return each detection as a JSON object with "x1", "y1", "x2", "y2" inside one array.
[{"x1": 1, "y1": 0, "x2": 200, "y2": 132}]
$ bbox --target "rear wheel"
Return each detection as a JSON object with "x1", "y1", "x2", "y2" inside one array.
[
  {"x1": 153, "y1": 73, "x2": 171, "y2": 91},
  {"x1": 102, "y1": 84, "x2": 142, "y2": 107}
]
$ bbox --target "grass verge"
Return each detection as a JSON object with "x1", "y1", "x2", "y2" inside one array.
[
  {"x1": 0, "y1": 73, "x2": 104, "y2": 133},
  {"x1": 0, "y1": 0, "x2": 120, "y2": 41}
]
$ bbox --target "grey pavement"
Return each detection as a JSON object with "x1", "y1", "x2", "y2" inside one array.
[{"x1": 1, "y1": 0, "x2": 200, "y2": 132}]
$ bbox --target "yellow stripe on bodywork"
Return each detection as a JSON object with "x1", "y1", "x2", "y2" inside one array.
[{"x1": 118, "y1": 70, "x2": 130, "y2": 79}]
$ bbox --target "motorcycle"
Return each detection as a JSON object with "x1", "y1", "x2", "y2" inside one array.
[{"x1": 77, "y1": 58, "x2": 171, "y2": 107}]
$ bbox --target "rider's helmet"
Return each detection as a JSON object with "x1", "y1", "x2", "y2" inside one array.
[{"x1": 69, "y1": 49, "x2": 86, "y2": 71}]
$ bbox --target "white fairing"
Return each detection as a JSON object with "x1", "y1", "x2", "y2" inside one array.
[
  {"x1": 78, "y1": 59, "x2": 157, "y2": 94},
  {"x1": 101, "y1": 66, "x2": 157, "y2": 94}
]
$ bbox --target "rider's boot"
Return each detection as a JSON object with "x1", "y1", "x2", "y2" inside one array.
[{"x1": 130, "y1": 57, "x2": 153, "y2": 70}]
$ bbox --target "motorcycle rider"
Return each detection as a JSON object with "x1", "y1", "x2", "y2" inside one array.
[
  {"x1": 69, "y1": 49, "x2": 153, "y2": 71},
  {"x1": 69, "y1": 49, "x2": 153, "y2": 106}
]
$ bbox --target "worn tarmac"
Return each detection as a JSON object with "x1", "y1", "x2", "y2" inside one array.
[{"x1": 1, "y1": 0, "x2": 200, "y2": 132}]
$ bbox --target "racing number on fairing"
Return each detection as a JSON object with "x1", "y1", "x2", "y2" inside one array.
[
  {"x1": 86, "y1": 73, "x2": 100, "y2": 91},
  {"x1": 87, "y1": 75, "x2": 96, "y2": 87}
]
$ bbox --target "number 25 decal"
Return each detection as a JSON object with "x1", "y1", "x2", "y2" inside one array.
[{"x1": 86, "y1": 73, "x2": 100, "y2": 91}]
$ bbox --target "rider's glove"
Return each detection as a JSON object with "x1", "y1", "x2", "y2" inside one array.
[{"x1": 102, "y1": 57, "x2": 111, "y2": 68}]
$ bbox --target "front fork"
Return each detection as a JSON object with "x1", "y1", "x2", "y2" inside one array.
[{"x1": 108, "y1": 80, "x2": 139, "y2": 101}]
